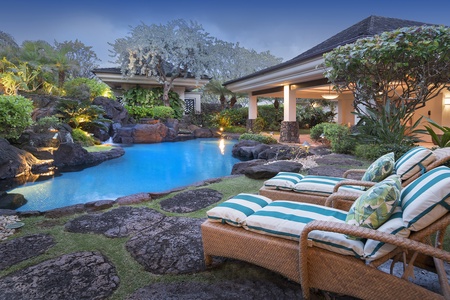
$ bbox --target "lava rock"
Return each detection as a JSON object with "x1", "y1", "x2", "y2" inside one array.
[
  {"x1": 243, "y1": 160, "x2": 303, "y2": 179},
  {"x1": 160, "y1": 188, "x2": 223, "y2": 213}
]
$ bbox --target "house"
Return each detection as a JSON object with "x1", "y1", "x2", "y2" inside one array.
[
  {"x1": 92, "y1": 67, "x2": 209, "y2": 114},
  {"x1": 224, "y1": 15, "x2": 450, "y2": 143}
]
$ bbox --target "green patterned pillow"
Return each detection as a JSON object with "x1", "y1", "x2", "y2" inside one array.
[
  {"x1": 361, "y1": 152, "x2": 395, "y2": 183},
  {"x1": 345, "y1": 175, "x2": 401, "y2": 240}
]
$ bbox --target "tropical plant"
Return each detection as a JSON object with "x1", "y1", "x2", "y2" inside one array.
[
  {"x1": 56, "y1": 99, "x2": 110, "y2": 132},
  {"x1": 0, "y1": 58, "x2": 43, "y2": 95},
  {"x1": 0, "y1": 95, "x2": 33, "y2": 139},
  {"x1": 54, "y1": 39, "x2": 100, "y2": 78},
  {"x1": 34, "y1": 116, "x2": 61, "y2": 133},
  {"x1": 123, "y1": 86, "x2": 183, "y2": 119},
  {"x1": 296, "y1": 100, "x2": 336, "y2": 129},
  {"x1": 151, "y1": 106, "x2": 175, "y2": 120},
  {"x1": 310, "y1": 122, "x2": 334, "y2": 141},
  {"x1": 322, "y1": 123, "x2": 354, "y2": 154},
  {"x1": 423, "y1": 118, "x2": 450, "y2": 147},
  {"x1": 71, "y1": 128, "x2": 95, "y2": 146},
  {"x1": 324, "y1": 25, "x2": 450, "y2": 116},
  {"x1": 352, "y1": 100, "x2": 423, "y2": 146}
]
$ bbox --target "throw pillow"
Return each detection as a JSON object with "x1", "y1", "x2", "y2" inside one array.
[
  {"x1": 361, "y1": 152, "x2": 395, "y2": 183},
  {"x1": 345, "y1": 175, "x2": 401, "y2": 240},
  {"x1": 394, "y1": 146, "x2": 436, "y2": 182},
  {"x1": 264, "y1": 172, "x2": 304, "y2": 190}
]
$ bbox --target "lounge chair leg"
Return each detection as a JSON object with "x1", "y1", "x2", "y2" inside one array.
[{"x1": 204, "y1": 254, "x2": 213, "y2": 266}]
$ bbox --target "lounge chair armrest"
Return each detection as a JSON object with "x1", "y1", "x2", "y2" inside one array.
[
  {"x1": 299, "y1": 220, "x2": 450, "y2": 262},
  {"x1": 333, "y1": 180, "x2": 375, "y2": 193},
  {"x1": 342, "y1": 169, "x2": 366, "y2": 178},
  {"x1": 325, "y1": 192, "x2": 360, "y2": 208}
]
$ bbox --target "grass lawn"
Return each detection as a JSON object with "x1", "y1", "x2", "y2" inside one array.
[{"x1": 1, "y1": 176, "x2": 268, "y2": 299}]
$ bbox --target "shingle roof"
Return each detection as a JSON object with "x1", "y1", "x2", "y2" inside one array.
[{"x1": 224, "y1": 15, "x2": 435, "y2": 86}]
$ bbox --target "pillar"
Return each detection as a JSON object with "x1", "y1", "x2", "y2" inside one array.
[
  {"x1": 280, "y1": 85, "x2": 299, "y2": 143},
  {"x1": 247, "y1": 94, "x2": 258, "y2": 131}
]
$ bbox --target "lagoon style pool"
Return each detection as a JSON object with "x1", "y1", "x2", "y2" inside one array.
[{"x1": 10, "y1": 138, "x2": 240, "y2": 212}]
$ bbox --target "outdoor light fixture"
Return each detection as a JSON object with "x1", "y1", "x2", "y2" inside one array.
[
  {"x1": 321, "y1": 85, "x2": 338, "y2": 100},
  {"x1": 302, "y1": 140, "x2": 311, "y2": 152},
  {"x1": 445, "y1": 97, "x2": 450, "y2": 105}
]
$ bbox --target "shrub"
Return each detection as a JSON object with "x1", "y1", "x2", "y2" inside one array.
[
  {"x1": 310, "y1": 122, "x2": 333, "y2": 141},
  {"x1": 71, "y1": 128, "x2": 95, "y2": 147},
  {"x1": 423, "y1": 118, "x2": 450, "y2": 148},
  {"x1": 252, "y1": 117, "x2": 266, "y2": 134},
  {"x1": 224, "y1": 126, "x2": 246, "y2": 134},
  {"x1": 64, "y1": 78, "x2": 112, "y2": 101},
  {"x1": 125, "y1": 105, "x2": 153, "y2": 120},
  {"x1": 0, "y1": 95, "x2": 33, "y2": 139},
  {"x1": 239, "y1": 133, "x2": 278, "y2": 144},
  {"x1": 34, "y1": 116, "x2": 61, "y2": 133},
  {"x1": 322, "y1": 123, "x2": 354, "y2": 154},
  {"x1": 151, "y1": 106, "x2": 175, "y2": 120},
  {"x1": 354, "y1": 143, "x2": 413, "y2": 161}
]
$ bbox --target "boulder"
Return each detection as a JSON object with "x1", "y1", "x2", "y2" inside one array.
[
  {"x1": 0, "y1": 192, "x2": 27, "y2": 209},
  {"x1": 193, "y1": 128, "x2": 214, "y2": 138},
  {"x1": 0, "y1": 138, "x2": 40, "y2": 180},
  {"x1": 53, "y1": 143, "x2": 124, "y2": 169},
  {"x1": 133, "y1": 123, "x2": 168, "y2": 143},
  {"x1": 231, "y1": 140, "x2": 262, "y2": 159},
  {"x1": 92, "y1": 96, "x2": 132, "y2": 125},
  {"x1": 243, "y1": 160, "x2": 303, "y2": 179},
  {"x1": 231, "y1": 159, "x2": 267, "y2": 175}
]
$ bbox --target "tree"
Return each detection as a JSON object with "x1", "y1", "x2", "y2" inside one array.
[
  {"x1": 55, "y1": 40, "x2": 100, "y2": 78},
  {"x1": 110, "y1": 19, "x2": 216, "y2": 107},
  {"x1": 323, "y1": 25, "x2": 450, "y2": 116}
]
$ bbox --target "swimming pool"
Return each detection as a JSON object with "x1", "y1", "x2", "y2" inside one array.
[{"x1": 10, "y1": 138, "x2": 240, "y2": 212}]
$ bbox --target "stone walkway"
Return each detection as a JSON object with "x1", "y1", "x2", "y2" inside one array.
[{"x1": 0, "y1": 157, "x2": 447, "y2": 299}]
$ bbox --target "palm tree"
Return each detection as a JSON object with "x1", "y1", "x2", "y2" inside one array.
[{"x1": 204, "y1": 80, "x2": 231, "y2": 109}]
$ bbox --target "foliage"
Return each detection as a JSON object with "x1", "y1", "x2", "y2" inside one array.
[
  {"x1": 0, "y1": 58, "x2": 43, "y2": 95},
  {"x1": 239, "y1": 133, "x2": 278, "y2": 144},
  {"x1": 0, "y1": 95, "x2": 33, "y2": 139},
  {"x1": 151, "y1": 106, "x2": 175, "y2": 120},
  {"x1": 224, "y1": 126, "x2": 246, "y2": 133},
  {"x1": 252, "y1": 117, "x2": 266, "y2": 134},
  {"x1": 71, "y1": 128, "x2": 95, "y2": 146},
  {"x1": 322, "y1": 123, "x2": 354, "y2": 154},
  {"x1": 110, "y1": 19, "x2": 216, "y2": 106},
  {"x1": 423, "y1": 118, "x2": 450, "y2": 148},
  {"x1": 296, "y1": 100, "x2": 336, "y2": 129},
  {"x1": 122, "y1": 86, "x2": 183, "y2": 119},
  {"x1": 352, "y1": 100, "x2": 423, "y2": 146},
  {"x1": 310, "y1": 122, "x2": 334, "y2": 141},
  {"x1": 354, "y1": 143, "x2": 413, "y2": 161},
  {"x1": 56, "y1": 99, "x2": 110, "y2": 132},
  {"x1": 34, "y1": 116, "x2": 61, "y2": 133},
  {"x1": 324, "y1": 25, "x2": 450, "y2": 116},
  {"x1": 54, "y1": 39, "x2": 100, "y2": 78},
  {"x1": 64, "y1": 77, "x2": 112, "y2": 101}
]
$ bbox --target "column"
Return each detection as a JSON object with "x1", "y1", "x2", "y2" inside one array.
[
  {"x1": 280, "y1": 85, "x2": 299, "y2": 143},
  {"x1": 247, "y1": 94, "x2": 258, "y2": 131}
]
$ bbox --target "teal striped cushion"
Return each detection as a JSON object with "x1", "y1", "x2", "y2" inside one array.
[
  {"x1": 264, "y1": 172, "x2": 304, "y2": 190},
  {"x1": 401, "y1": 166, "x2": 450, "y2": 231},
  {"x1": 394, "y1": 146, "x2": 436, "y2": 181},
  {"x1": 207, "y1": 193, "x2": 272, "y2": 227},
  {"x1": 243, "y1": 201, "x2": 364, "y2": 257},
  {"x1": 364, "y1": 207, "x2": 410, "y2": 260},
  {"x1": 293, "y1": 175, "x2": 365, "y2": 196}
]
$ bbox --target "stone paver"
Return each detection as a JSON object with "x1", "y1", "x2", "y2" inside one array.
[
  {"x1": 126, "y1": 279, "x2": 302, "y2": 300},
  {"x1": 126, "y1": 217, "x2": 206, "y2": 274},
  {"x1": 65, "y1": 206, "x2": 165, "y2": 237},
  {"x1": 160, "y1": 188, "x2": 223, "y2": 213},
  {"x1": 0, "y1": 233, "x2": 54, "y2": 271},
  {"x1": 0, "y1": 251, "x2": 119, "y2": 300}
]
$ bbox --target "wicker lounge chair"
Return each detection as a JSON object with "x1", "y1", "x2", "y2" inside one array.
[
  {"x1": 202, "y1": 168, "x2": 450, "y2": 299},
  {"x1": 259, "y1": 146, "x2": 450, "y2": 210}
]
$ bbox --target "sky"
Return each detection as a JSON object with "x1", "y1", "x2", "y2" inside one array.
[{"x1": 2, "y1": 0, "x2": 450, "y2": 68}]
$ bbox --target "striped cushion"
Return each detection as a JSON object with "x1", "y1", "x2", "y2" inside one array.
[
  {"x1": 264, "y1": 172, "x2": 304, "y2": 190},
  {"x1": 293, "y1": 175, "x2": 365, "y2": 196},
  {"x1": 364, "y1": 207, "x2": 410, "y2": 260},
  {"x1": 401, "y1": 166, "x2": 450, "y2": 231},
  {"x1": 243, "y1": 201, "x2": 364, "y2": 257},
  {"x1": 394, "y1": 146, "x2": 436, "y2": 182},
  {"x1": 206, "y1": 193, "x2": 272, "y2": 227}
]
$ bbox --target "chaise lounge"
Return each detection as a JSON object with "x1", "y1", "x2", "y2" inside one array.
[
  {"x1": 259, "y1": 146, "x2": 450, "y2": 210},
  {"x1": 201, "y1": 166, "x2": 450, "y2": 299}
]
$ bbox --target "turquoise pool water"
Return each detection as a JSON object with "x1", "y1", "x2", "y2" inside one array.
[{"x1": 11, "y1": 138, "x2": 239, "y2": 212}]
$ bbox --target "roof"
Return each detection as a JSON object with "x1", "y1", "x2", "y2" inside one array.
[
  {"x1": 92, "y1": 67, "x2": 210, "y2": 80},
  {"x1": 224, "y1": 15, "x2": 433, "y2": 86}
]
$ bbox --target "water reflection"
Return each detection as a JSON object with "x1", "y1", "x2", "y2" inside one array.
[{"x1": 219, "y1": 138, "x2": 225, "y2": 155}]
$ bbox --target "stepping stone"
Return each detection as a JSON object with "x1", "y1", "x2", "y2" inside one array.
[
  {"x1": 160, "y1": 188, "x2": 223, "y2": 213},
  {"x1": 0, "y1": 251, "x2": 119, "y2": 300},
  {"x1": 126, "y1": 217, "x2": 205, "y2": 274},
  {"x1": 65, "y1": 206, "x2": 165, "y2": 238},
  {"x1": 127, "y1": 279, "x2": 302, "y2": 299},
  {"x1": 0, "y1": 234, "x2": 55, "y2": 271}
]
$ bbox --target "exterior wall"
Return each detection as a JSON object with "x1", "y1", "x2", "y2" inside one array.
[{"x1": 337, "y1": 95, "x2": 356, "y2": 126}]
